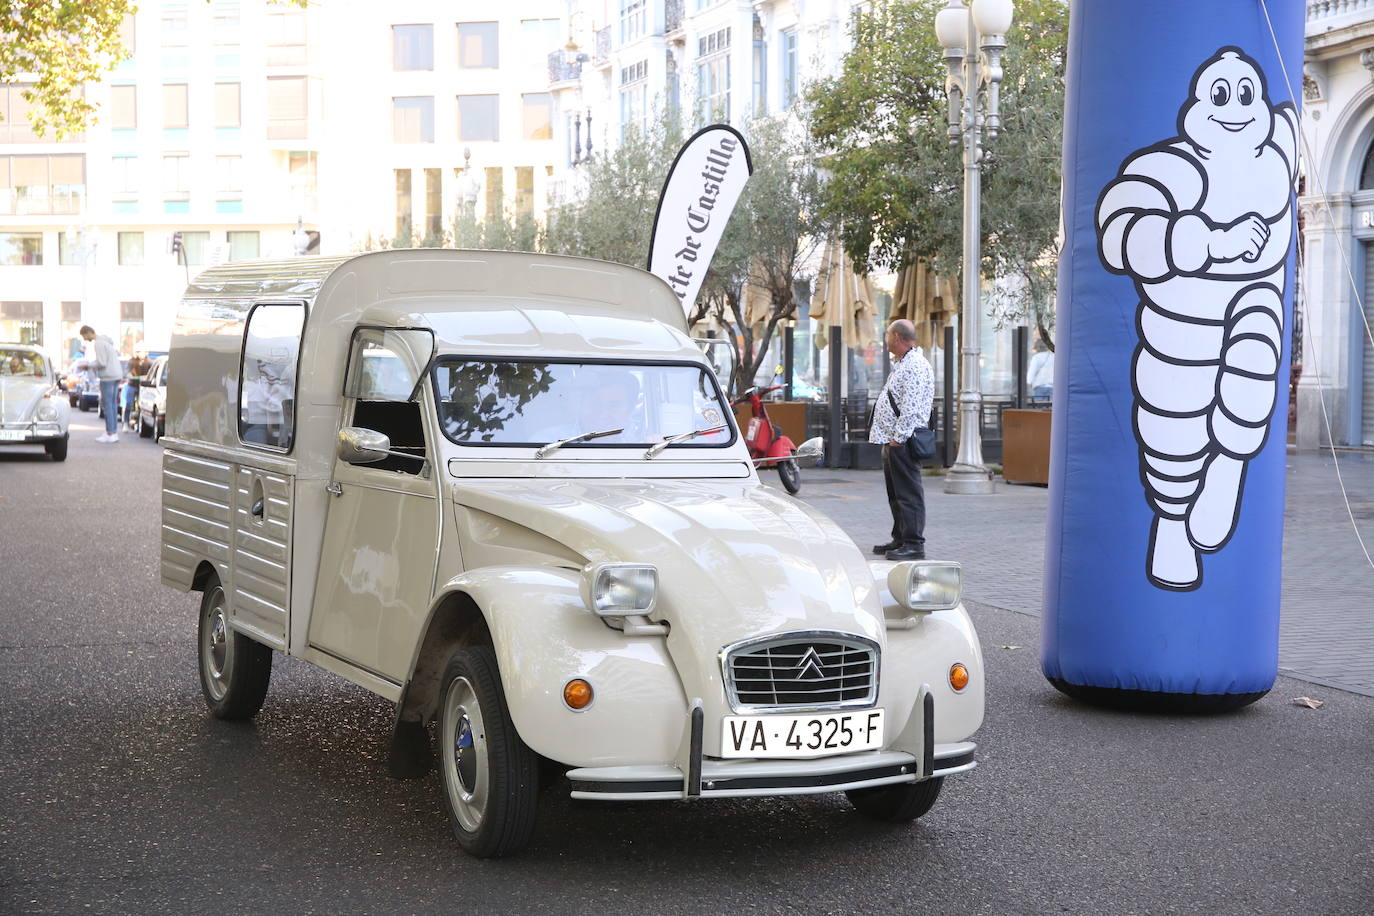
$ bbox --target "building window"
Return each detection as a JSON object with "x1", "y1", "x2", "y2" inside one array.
[
  {"x1": 212, "y1": 2, "x2": 240, "y2": 43},
  {"x1": 161, "y1": 3, "x2": 189, "y2": 46},
  {"x1": 120, "y1": 301, "x2": 144, "y2": 355},
  {"x1": 110, "y1": 84, "x2": 137, "y2": 129},
  {"x1": 393, "y1": 24, "x2": 433, "y2": 70},
  {"x1": 393, "y1": 96, "x2": 435, "y2": 144},
  {"x1": 522, "y1": 93, "x2": 553, "y2": 141},
  {"x1": 118, "y1": 12, "x2": 137, "y2": 56},
  {"x1": 458, "y1": 22, "x2": 499, "y2": 68},
  {"x1": 752, "y1": 21, "x2": 766, "y2": 116},
  {"x1": 695, "y1": 28, "x2": 731, "y2": 124},
  {"x1": 61, "y1": 301, "x2": 83, "y2": 363},
  {"x1": 239, "y1": 302, "x2": 305, "y2": 450},
  {"x1": 521, "y1": 19, "x2": 560, "y2": 67},
  {"x1": 118, "y1": 231, "x2": 145, "y2": 266},
  {"x1": 484, "y1": 167, "x2": 503, "y2": 220},
  {"x1": 781, "y1": 29, "x2": 798, "y2": 109},
  {"x1": 457, "y1": 94, "x2": 499, "y2": 142},
  {"x1": 0, "y1": 301, "x2": 43, "y2": 346},
  {"x1": 266, "y1": 9, "x2": 307, "y2": 66},
  {"x1": 163, "y1": 83, "x2": 188, "y2": 128},
  {"x1": 59, "y1": 231, "x2": 82, "y2": 266},
  {"x1": 162, "y1": 154, "x2": 190, "y2": 196},
  {"x1": 112, "y1": 155, "x2": 138, "y2": 194},
  {"x1": 228, "y1": 230, "x2": 259, "y2": 261},
  {"x1": 216, "y1": 155, "x2": 242, "y2": 195},
  {"x1": 0, "y1": 84, "x2": 40, "y2": 142},
  {"x1": 425, "y1": 168, "x2": 442, "y2": 239},
  {"x1": 288, "y1": 150, "x2": 317, "y2": 205},
  {"x1": 619, "y1": 0, "x2": 646, "y2": 45},
  {"x1": 515, "y1": 166, "x2": 535, "y2": 217},
  {"x1": 396, "y1": 168, "x2": 412, "y2": 240},
  {"x1": 0, "y1": 154, "x2": 85, "y2": 215},
  {"x1": 181, "y1": 230, "x2": 210, "y2": 265},
  {"x1": 619, "y1": 60, "x2": 648, "y2": 140},
  {"x1": 215, "y1": 83, "x2": 240, "y2": 128},
  {"x1": 0, "y1": 233, "x2": 42, "y2": 266},
  {"x1": 267, "y1": 77, "x2": 307, "y2": 139}
]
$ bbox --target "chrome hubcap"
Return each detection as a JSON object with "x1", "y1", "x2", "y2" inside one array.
[
  {"x1": 441, "y1": 676, "x2": 488, "y2": 833},
  {"x1": 201, "y1": 587, "x2": 230, "y2": 701}
]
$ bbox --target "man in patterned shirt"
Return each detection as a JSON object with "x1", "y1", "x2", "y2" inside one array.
[{"x1": 869, "y1": 319, "x2": 935, "y2": 560}]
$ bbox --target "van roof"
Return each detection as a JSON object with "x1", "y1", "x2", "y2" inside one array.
[{"x1": 185, "y1": 249, "x2": 688, "y2": 334}]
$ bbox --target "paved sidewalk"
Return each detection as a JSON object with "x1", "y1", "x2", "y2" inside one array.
[{"x1": 788, "y1": 449, "x2": 1374, "y2": 698}]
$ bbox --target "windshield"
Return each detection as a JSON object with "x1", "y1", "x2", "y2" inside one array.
[
  {"x1": 1, "y1": 349, "x2": 47, "y2": 378},
  {"x1": 433, "y1": 358, "x2": 735, "y2": 448}
]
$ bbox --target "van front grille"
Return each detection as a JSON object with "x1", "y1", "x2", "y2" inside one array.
[{"x1": 723, "y1": 634, "x2": 879, "y2": 712}]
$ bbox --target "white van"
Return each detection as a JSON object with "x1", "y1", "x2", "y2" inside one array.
[{"x1": 161, "y1": 249, "x2": 984, "y2": 858}]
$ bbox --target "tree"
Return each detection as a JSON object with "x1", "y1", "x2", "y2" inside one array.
[
  {"x1": 0, "y1": 0, "x2": 133, "y2": 138},
  {"x1": 808, "y1": 0, "x2": 1067, "y2": 347}
]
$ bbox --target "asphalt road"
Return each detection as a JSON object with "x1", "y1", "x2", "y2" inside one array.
[{"x1": 2, "y1": 416, "x2": 1372, "y2": 915}]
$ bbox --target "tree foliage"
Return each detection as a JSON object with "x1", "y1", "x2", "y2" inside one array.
[
  {"x1": 808, "y1": 0, "x2": 1067, "y2": 345},
  {"x1": 0, "y1": 0, "x2": 133, "y2": 138}
]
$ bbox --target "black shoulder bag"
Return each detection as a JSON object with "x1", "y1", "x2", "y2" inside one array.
[{"x1": 887, "y1": 390, "x2": 936, "y2": 461}]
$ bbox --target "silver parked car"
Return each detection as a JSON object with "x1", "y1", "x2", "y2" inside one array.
[
  {"x1": 0, "y1": 345, "x2": 71, "y2": 461},
  {"x1": 137, "y1": 355, "x2": 168, "y2": 440}
]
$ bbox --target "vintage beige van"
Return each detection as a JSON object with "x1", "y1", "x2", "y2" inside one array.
[{"x1": 161, "y1": 249, "x2": 984, "y2": 858}]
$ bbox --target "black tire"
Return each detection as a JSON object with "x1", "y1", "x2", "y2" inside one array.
[
  {"x1": 197, "y1": 580, "x2": 272, "y2": 720},
  {"x1": 45, "y1": 435, "x2": 68, "y2": 462},
  {"x1": 155, "y1": 412, "x2": 164, "y2": 442},
  {"x1": 846, "y1": 776, "x2": 944, "y2": 822},
  {"x1": 79, "y1": 402, "x2": 90, "y2": 413},
  {"x1": 139, "y1": 413, "x2": 153, "y2": 438},
  {"x1": 437, "y1": 645, "x2": 539, "y2": 858},
  {"x1": 777, "y1": 457, "x2": 802, "y2": 494}
]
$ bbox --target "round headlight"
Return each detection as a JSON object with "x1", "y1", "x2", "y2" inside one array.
[{"x1": 37, "y1": 404, "x2": 58, "y2": 422}]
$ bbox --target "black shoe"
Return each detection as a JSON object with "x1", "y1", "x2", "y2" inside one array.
[
  {"x1": 872, "y1": 541, "x2": 900, "y2": 556},
  {"x1": 886, "y1": 545, "x2": 926, "y2": 561}
]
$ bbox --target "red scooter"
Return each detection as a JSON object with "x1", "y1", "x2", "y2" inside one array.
[{"x1": 732, "y1": 385, "x2": 803, "y2": 494}]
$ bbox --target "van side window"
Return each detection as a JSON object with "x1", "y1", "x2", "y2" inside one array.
[
  {"x1": 343, "y1": 328, "x2": 434, "y2": 475},
  {"x1": 239, "y1": 303, "x2": 304, "y2": 450}
]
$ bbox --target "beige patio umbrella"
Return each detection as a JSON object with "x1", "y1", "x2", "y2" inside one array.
[
  {"x1": 811, "y1": 237, "x2": 878, "y2": 350},
  {"x1": 890, "y1": 258, "x2": 959, "y2": 352}
]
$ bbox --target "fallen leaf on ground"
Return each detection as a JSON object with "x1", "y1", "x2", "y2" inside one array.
[
  {"x1": 1000, "y1": 645, "x2": 1022, "y2": 650},
  {"x1": 1291, "y1": 696, "x2": 1324, "y2": 709}
]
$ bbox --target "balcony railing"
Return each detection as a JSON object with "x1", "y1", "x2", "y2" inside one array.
[
  {"x1": 1308, "y1": 0, "x2": 1374, "y2": 19},
  {"x1": 548, "y1": 50, "x2": 582, "y2": 85},
  {"x1": 666, "y1": 0, "x2": 684, "y2": 33}
]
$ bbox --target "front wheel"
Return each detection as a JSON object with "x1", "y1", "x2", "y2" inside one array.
[
  {"x1": 139, "y1": 412, "x2": 153, "y2": 438},
  {"x1": 197, "y1": 580, "x2": 272, "y2": 719},
  {"x1": 846, "y1": 776, "x2": 943, "y2": 822},
  {"x1": 437, "y1": 645, "x2": 539, "y2": 858},
  {"x1": 45, "y1": 435, "x2": 68, "y2": 462},
  {"x1": 777, "y1": 457, "x2": 801, "y2": 494}
]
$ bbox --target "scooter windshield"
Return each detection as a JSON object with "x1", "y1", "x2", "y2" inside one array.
[{"x1": 432, "y1": 357, "x2": 735, "y2": 449}]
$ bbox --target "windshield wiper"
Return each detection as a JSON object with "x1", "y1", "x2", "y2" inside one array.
[
  {"x1": 534, "y1": 427, "x2": 624, "y2": 459},
  {"x1": 643, "y1": 425, "x2": 728, "y2": 459}
]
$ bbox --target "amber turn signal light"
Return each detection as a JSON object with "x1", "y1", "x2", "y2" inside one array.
[
  {"x1": 949, "y1": 663, "x2": 970, "y2": 692},
  {"x1": 563, "y1": 678, "x2": 594, "y2": 710}
]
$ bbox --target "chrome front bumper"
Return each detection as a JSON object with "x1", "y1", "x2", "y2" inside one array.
[{"x1": 567, "y1": 743, "x2": 976, "y2": 801}]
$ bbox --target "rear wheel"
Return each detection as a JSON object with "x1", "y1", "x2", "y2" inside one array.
[
  {"x1": 139, "y1": 412, "x2": 153, "y2": 438},
  {"x1": 777, "y1": 457, "x2": 801, "y2": 494},
  {"x1": 197, "y1": 580, "x2": 272, "y2": 720},
  {"x1": 44, "y1": 435, "x2": 68, "y2": 462},
  {"x1": 846, "y1": 776, "x2": 943, "y2": 822},
  {"x1": 437, "y1": 645, "x2": 539, "y2": 858},
  {"x1": 155, "y1": 412, "x2": 164, "y2": 441}
]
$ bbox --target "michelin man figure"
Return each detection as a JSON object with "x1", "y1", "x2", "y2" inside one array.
[{"x1": 1096, "y1": 47, "x2": 1298, "y2": 591}]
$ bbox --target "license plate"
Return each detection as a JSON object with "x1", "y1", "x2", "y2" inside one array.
[
  {"x1": 0, "y1": 429, "x2": 26, "y2": 441},
  {"x1": 721, "y1": 710, "x2": 884, "y2": 759}
]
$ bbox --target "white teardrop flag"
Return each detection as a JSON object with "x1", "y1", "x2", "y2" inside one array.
[{"x1": 647, "y1": 124, "x2": 754, "y2": 317}]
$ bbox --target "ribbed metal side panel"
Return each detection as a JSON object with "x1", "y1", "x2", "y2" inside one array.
[
  {"x1": 232, "y1": 468, "x2": 291, "y2": 643},
  {"x1": 161, "y1": 450, "x2": 233, "y2": 589}
]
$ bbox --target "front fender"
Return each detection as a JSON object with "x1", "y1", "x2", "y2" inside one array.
[
  {"x1": 434, "y1": 566, "x2": 688, "y2": 768},
  {"x1": 765, "y1": 435, "x2": 796, "y2": 459}
]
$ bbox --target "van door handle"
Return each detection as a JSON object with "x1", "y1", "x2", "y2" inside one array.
[
  {"x1": 325, "y1": 482, "x2": 343, "y2": 497},
  {"x1": 251, "y1": 497, "x2": 264, "y2": 517}
]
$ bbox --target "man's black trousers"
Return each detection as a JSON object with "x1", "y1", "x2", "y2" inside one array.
[{"x1": 882, "y1": 441, "x2": 926, "y2": 551}]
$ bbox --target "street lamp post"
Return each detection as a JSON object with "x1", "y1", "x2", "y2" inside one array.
[{"x1": 934, "y1": 0, "x2": 1013, "y2": 495}]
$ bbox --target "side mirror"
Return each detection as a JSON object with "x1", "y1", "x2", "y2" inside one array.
[
  {"x1": 337, "y1": 426, "x2": 391, "y2": 465},
  {"x1": 794, "y1": 436, "x2": 824, "y2": 467}
]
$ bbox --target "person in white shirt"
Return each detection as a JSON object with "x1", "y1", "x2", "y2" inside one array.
[
  {"x1": 868, "y1": 319, "x2": 935, "y2": 561},
  {"x1": 1027, "y1": 338, "x2": 1054, "y2": 402}
]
